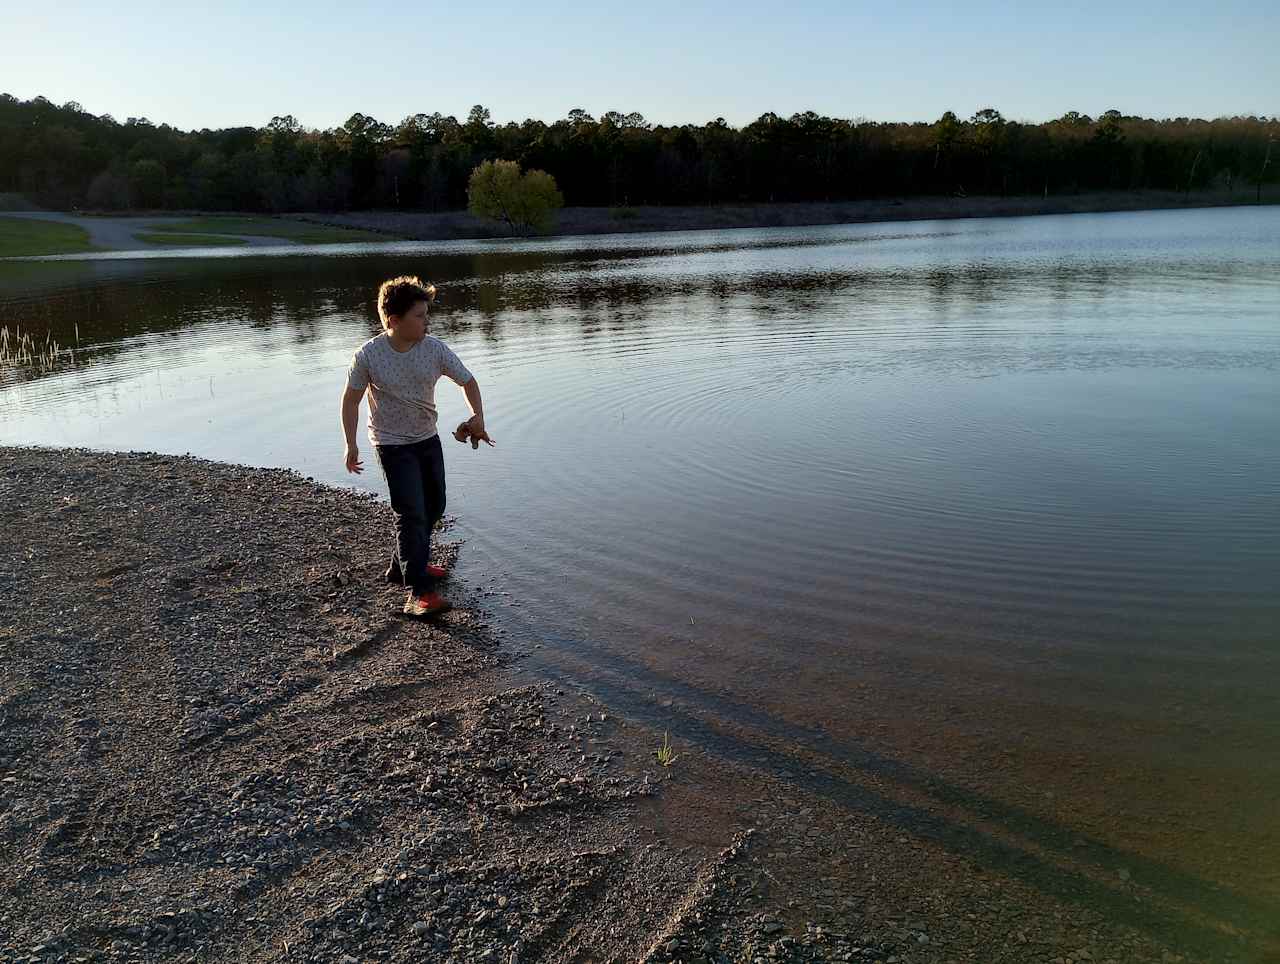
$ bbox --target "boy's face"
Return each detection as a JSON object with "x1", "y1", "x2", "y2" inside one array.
[{"x1": 388, "y1": 299, "x2": 428, "y2": 341}]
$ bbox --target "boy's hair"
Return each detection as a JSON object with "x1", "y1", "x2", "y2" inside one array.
[{"x1": 377, "y1": 275, "x2": 436, "y2": 330}]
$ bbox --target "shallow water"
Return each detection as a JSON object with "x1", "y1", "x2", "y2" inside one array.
[{"x1": 3, "y1": 207, "x2": 1279, "y2": 947}]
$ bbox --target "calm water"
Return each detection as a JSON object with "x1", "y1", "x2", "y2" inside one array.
[{"x1": 3, "y1": 207, "x2": 1279, "y2": 951}]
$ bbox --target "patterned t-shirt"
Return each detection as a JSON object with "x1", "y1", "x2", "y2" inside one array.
[{"x1": 346, "y1": 333, "x2": 473, "y2": 446}]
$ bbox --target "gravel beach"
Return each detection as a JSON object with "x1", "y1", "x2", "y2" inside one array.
[
  {"x1": 0, "y1": 448, "x2": 881, "y2": 963},
  {"x1": 0, "y1": 448, "x2": 1256, "y2": 963}
]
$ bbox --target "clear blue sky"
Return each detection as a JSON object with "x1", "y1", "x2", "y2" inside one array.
[{"x1": 7, "y1": 0, "x2": 1277, "y2": 131}]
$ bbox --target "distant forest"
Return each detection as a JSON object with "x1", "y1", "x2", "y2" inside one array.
[{"x1": 1, "y1": 94, "x2": 1276, "y2": 213}]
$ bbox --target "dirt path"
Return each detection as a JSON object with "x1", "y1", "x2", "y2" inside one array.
[{"x1": 1, "y1": 212, "x2": 291, "y2": 251}]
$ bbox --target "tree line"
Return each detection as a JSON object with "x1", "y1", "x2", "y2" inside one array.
[{"x1": 2, "y1": 93, "x2": 1276, "y2": 213}]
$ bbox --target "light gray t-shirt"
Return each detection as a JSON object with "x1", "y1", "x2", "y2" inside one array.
[{"x1": 346, "y1": 333, "x2": 473, "y2": 446}]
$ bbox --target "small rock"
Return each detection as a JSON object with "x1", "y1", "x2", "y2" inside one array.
[{"x1": 412, "y1": 921, "x2": 430, "y2": 936}]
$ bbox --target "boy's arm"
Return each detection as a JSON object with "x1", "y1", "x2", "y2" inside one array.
[
  {"x1": 462, "y1": 376, "x2": 484, "y2": 428},
  {"x1": 341, "y1": 386, "x2": 365, "y2": 473}
]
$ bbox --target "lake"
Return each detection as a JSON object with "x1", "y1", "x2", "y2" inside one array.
[{"x1": 2, "y1": 206, "x2": 1278, "y2": 948}]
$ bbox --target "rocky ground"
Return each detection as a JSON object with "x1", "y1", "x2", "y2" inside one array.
[
  {"x1": 0, "y1": 448, "x2": 1261, "y2": 963},
  {"x1": 0, "y1": 448, "x2": 898, "y2": 963}
]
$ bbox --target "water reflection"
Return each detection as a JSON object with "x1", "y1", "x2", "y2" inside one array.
[{"x1": 3, "y1": 210, "x2": 1276, "y2": 357}]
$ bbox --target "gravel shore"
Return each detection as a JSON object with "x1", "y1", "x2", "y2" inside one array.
[
  {"x1": 0, "y1": 448, "x2": 887, "y2": 963},
  {"x1": 0, "y1": 448, "x2": 1257, "y2": 962}
]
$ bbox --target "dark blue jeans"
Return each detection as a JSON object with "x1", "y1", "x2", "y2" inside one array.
[{"x1": 375, "y1": 434, "x2": 446, "y2": 595}]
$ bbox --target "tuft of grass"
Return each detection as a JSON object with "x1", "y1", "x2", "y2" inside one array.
[
  {"x1": 655, "y1": 731, "x2": 679, "y2": 767},
  {"x1": 0, "y1": 217, "x2": 96, "y2": 257},
  {"x1": 0, "y1": 324, "x2": 78, "y2": 374},
  {"x1": 151, "y1": 217, "x2": 389, "y2": 244},
  {"x1": 134, "y1": 232, "x2": 249, "y2": 247}
]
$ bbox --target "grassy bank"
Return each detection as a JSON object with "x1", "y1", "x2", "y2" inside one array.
[
  {"x1": 6, "y1": 193, "x2": 1273, "y2": 256},
  {"x1": 0, "y1": 216, "x2": 95, "y2": 256}
]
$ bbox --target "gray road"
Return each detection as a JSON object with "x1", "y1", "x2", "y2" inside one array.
[{"x1": 2, "y1": 211, "x2": 291, "y2": 250}]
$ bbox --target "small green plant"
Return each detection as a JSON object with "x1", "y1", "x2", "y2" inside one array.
[
  {"x1": 467, "y1": 159, "x2": 564, "y2": 235},
  {"x1": 655, "y1": 731, "x2": 679, "y2": 767}
]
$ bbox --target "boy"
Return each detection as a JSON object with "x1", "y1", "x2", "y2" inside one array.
[{"x1": 341, "y1": 275, "x2": 493, "y2": 616}]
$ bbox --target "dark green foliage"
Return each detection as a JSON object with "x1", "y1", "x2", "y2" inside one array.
[{"x1": 0, "y1": 92, "x2": 1275, "y2": 212}]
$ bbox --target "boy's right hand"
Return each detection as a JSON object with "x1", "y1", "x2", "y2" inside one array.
[
  {"x1": 453, "y1": 420, "x2": 495, "y2": 449},
  {"x1": 345, "y1": 445, "x2": 363, "y2": 474}
]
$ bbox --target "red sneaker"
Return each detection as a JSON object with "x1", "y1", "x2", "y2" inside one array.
[
  {"x1": 403, "y1": 591, "x2": 451, "y2": 617},
  {"x1": 386, "y1": 559, "x2": 449, "y2": 584}
]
